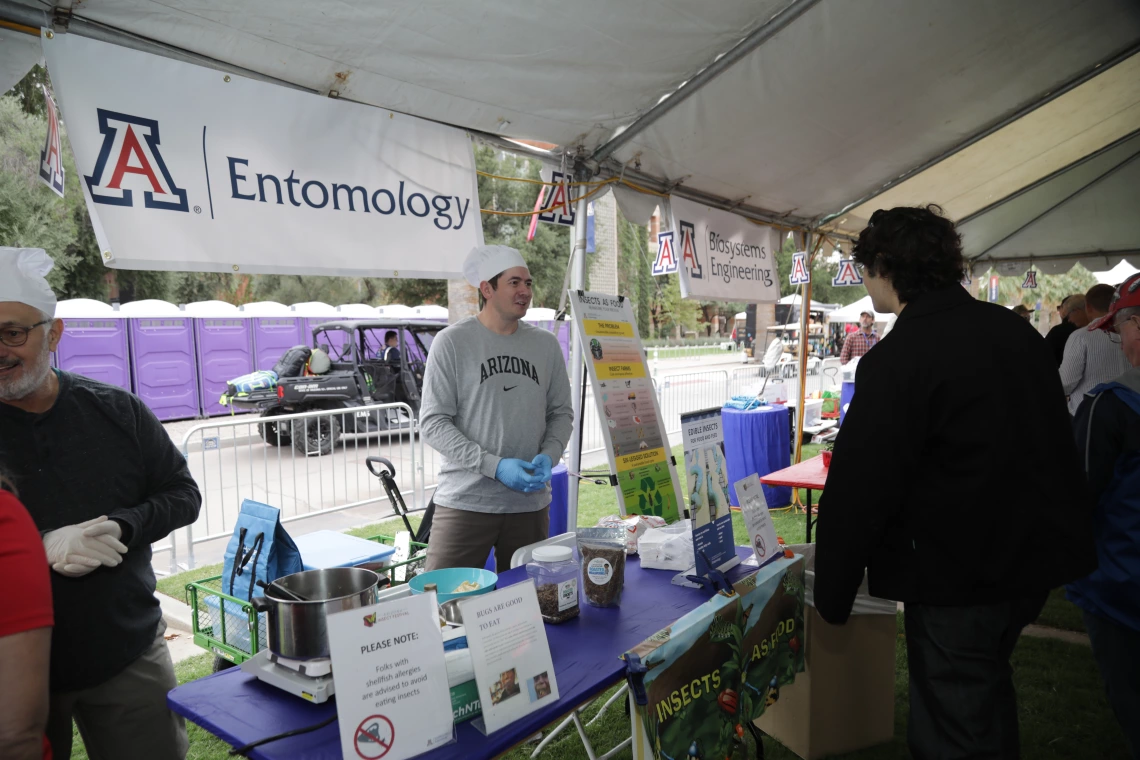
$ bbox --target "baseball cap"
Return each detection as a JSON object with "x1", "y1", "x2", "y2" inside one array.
[
  {"x1": 1091, "y1": 273, "x2": 1140, "y2": 332},
  {"x1": 1012, "y1": 304, "x2": 1031, "y2": 317},
  {"x1": 859, "y1": 310, "x2": 874, "y2": 319}
]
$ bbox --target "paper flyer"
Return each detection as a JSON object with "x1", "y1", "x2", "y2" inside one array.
[
  {"x1": 734, "y1": 474, "x2": 780, "y2": 567},
  {"x1": 680, "y1": 408, "x2": 738, "y2": 577},
  {"x1": 459, "y1": 582, "x2": 560, "y2": 734},
  {"x1": 325, "y1": 592, "x2": 454, "y2": 760},
  {"x1": 569, "y1": 290, "x2": 683, "y2": 522}
]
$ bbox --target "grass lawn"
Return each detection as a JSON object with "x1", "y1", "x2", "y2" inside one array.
[{"x1": 73, "y1": 613, "x2": 1129, "y2": 760}]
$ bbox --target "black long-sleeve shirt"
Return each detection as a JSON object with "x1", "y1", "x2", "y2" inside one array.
[
  {"x1": 0, "y1": 372, "x2": 201, "y2": 691},
  {"x1": 813, "y1": 286, "x2": 1096, "y2": 624}
]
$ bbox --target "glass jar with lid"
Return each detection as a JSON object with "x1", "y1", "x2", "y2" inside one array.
[{"x1": 526, "y1": 546, "x2": 579, "y2": 623}]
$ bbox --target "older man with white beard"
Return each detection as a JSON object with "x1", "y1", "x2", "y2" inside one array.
[{"x1": 0, "y1": 248, "x2": 200, "y2": 760}]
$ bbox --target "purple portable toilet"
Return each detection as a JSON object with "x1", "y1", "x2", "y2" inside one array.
[
  {"x1": 291, "y1": 302, "x2": 339, "y2": 344},
  {"x1": 524, "y1": 308, "x2": 570, "y2": 363},
  {"x1": 53, "y1": 299, "x2": 131, "y2": 390},
  {"x1": 241, "y1": 301, "x2": 303, "y2": 372},
  {"x1": 185, "y1": 300, "x2": 254, "y2": 417},
  {"x1": 120, "y1": 299, "x2": 199, "y2": 421}
]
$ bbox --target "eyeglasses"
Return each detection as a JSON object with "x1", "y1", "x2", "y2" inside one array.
[
  {"x1": 1112, "y1": 313, "x2": 1139, "y2": 332},
  {"x1": 0, "y1": 320, "x2": 51, "y2": 348}
]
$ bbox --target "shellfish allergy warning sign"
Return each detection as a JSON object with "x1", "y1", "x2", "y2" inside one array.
[
  {"x1": 569, "y1": 291, "x2": 682, "y2": 522},
  {"x1": 626, "y1": 557, "x2": 806, "y2": 760}
]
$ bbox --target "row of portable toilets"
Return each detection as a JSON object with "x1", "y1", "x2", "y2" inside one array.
[{"x1": 50, "y1": 299, "x2": 571, "y2": 422}]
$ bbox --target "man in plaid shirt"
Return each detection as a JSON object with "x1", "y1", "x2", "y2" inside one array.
[{"x1": 840, "y1": 310, "x2": 879, "y2": 364}]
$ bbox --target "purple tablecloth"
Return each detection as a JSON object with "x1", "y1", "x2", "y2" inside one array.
[{"x1": 168, "y1": 547, "x2": 762, "y2": 760}]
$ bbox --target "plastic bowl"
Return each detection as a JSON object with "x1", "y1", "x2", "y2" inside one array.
[{"x1": 409, "y1": 567, "x2": 498, "y2": 604}]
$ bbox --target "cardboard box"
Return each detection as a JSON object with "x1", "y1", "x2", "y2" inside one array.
[{"x1": 754, "y1": 605, "x2": 897, "y2": 759}]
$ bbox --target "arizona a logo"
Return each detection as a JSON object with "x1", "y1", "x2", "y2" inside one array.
[
  {"x1": 653, "y1": 231, "x2": 678, "y2": 275},
  {"x1": 789, "y1": 251, "x2": 810, "y2": 285},
  {"x1": 537, "y1": 170, "x2": 575, "y2": 226},
  {"x1": 678, "y1": 221, "x2": 701, "y2": 279},
  {"x1": 38, "y1": 86, "x2": 65, "y2": 198},
  {"x1": 1022, "y1": 269, "x2": 1038, "y2": 289},
  {"x1": 832, "y1": 259, "x2": 862, "y2": 287},
  {"x1": 85, "y1": 109, "x2": 188, "y2": 212}
]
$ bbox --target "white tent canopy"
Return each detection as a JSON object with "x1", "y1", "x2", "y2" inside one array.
[
  {"x1": 1096, "y1": 260, "x2": 1140, "y2": 286},
  {"x1": 827, "y1": 296, "x2": 892, "y2": 324},
  {"x1": 2, "y1": 0, "x2": 1138, "y2": 267}
]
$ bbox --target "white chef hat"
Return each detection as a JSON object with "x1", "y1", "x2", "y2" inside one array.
[
  {"x1": 463, "y1": 245, "x2": 527, "y2": 288},
  {"x1": 0, "y1": 248, "x2": 57, "y2": 317}
]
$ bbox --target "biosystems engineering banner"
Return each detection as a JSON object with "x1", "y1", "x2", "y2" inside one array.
[
  {"x1": 669, "y1": 196, "x2": 781, "y2": 303},
  {"x1": 42, "y1": 33, "x2": 483, "y2": 277},
  {"x1": 569, "y1": 291, "x2": 682, "y2": 522}
]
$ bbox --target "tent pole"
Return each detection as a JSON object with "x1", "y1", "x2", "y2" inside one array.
[
  {"x1": 794, "y1": 232, "x2": 823, "y2": 467},
  {"x1": 565, "y1": 169, "x2": 591, "y2": 533}
]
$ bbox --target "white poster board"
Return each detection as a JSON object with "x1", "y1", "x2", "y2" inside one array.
[
  {"x1": 42, "y1": 33, "x2": 483, "y2": 277},
  {"x1": 326, "y1": 593, "x2": 455, "y2": 760},
  {"x1": 669, "y1": 196, "x2": 782, "y2": 303},
  {"x1": 734, "y1": 474, "x2": 780, "y2": 567},
  {"x1": 459, "y1": 583, "x2": 559, "y2": 735},
  {"x1": 568, "y1": 291, "x2": 684, "y2": 522}
]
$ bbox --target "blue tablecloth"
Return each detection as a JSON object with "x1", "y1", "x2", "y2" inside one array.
[
  {"x1": 722, "y1": 405, "x2": 791, "y2": 508},
  {"x1": 840, "y1": 380, "x2": 855, "y2": 425},
  {"x1": 168, "y1": 547, "x2": 780, "y2": 760},
  {"x1": 484, "y1": 463, "x2": 568, "y2": 571}
]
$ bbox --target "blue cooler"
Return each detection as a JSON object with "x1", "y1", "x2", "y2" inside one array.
[{"x1": 292, "y1": 530, "x2": 397, "y2": 570}]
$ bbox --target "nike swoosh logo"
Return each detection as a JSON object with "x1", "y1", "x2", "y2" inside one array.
[{"x1": 503, "y1": 385, "x2": 517, "y2": 392}]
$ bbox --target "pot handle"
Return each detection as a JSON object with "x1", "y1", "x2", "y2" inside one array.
[{"x1": 250, "y1": 596, "x2": 272, "y2": 613}]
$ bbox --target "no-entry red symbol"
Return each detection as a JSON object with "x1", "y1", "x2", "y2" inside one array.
[{"x1": 354, "y1": 714, "x2": 394, "y2": 759}]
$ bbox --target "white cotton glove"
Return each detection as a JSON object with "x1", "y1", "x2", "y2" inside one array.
[{"x1": 44, "y1": 516, "x2": 129, "y2": 578}]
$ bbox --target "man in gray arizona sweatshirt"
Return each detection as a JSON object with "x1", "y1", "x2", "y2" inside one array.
[{"x1": 420, "y1": 245, "x2": 573, "y2": 571}]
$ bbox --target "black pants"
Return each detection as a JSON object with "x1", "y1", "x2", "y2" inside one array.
[
  {"x1": 904, "y1": 591, "x2": 1047, "y2": 760},
  {"x1": 1082, "y1": 609, "x2": 1140, "y2": 759}
]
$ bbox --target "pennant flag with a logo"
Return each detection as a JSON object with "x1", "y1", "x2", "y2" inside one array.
[
  {"x1": 38, "y1": 85, "x2": 66, "y2": 198},
  {"x1": 789, "y1": 251, "x2": 810, "y2": 285},
  {"x1": 832, "y1": 259, "x2": 862, "y2": 287},
  {"x1": 1022, "y1": 269, "x2": 1038, "y2": 289},
  {"x1": 538, "y1": 170, "x2": 575, "y2": 226},
  {"x1": 654, "y1": 230, "x2": 678, "y2": 275},
  {"x1": 678, "y1": 221, "x2": 701, "y2": 279}
]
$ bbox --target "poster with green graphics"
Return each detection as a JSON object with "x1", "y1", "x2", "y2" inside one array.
[{"x1": 626, "y1": 556, "x2": 806, "y2": 760}]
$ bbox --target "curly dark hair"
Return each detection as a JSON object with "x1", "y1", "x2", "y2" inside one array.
[{"x1": 852, "y1": 205, "x2": 965, "y2": 303}]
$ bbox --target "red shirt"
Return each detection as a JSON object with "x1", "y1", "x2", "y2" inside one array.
[{"x1": 0, "y1": 490, "x2": 54, "y2": 760}]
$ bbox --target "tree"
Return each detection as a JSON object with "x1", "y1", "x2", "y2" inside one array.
[{"x1": 8, "y1": 66, "x2": 48, "y2": 118}]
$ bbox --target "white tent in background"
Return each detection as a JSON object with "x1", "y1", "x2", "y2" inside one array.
[
  {"x1": 1095, "y1": 260, "x2": 1140, "y2": 286},
  {"x1": 523, "y1": 307, "x2": 557, "y2": 322},
  {"x1": 827, "y1": 296, "x2": 893, "y2": 324}
]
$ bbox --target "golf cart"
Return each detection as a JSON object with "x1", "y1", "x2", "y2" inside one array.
[{"x1": 229, "y1": 319, "x2": 444, "y2": 454}]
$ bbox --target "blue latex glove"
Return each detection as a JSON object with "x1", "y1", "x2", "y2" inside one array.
[
  {"x1": 529, "y1": 454, "x2": 553, "y2": 484},
  {"x1": 495, "y1": 458, "x2": 545, "y2": 493}
]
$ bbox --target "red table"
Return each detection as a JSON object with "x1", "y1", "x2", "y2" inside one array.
[{"x1": 760, "y1": 454, "x2": 829, "y2": 542}]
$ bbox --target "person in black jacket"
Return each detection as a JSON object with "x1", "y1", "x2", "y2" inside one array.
[
  {"x1": 0, "y1": 249, "x2": 201, "y2": 760},
  {"x1": 814, "y1": 207, "x2": 1096, "y2": 760}
]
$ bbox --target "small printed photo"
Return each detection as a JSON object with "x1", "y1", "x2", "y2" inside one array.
[
  {"x1": 490, "y1": 668, "x2": 521, "y2": 705},
  {"x1": 527, "y1": 671, "x2": 552, "y2": 702}
]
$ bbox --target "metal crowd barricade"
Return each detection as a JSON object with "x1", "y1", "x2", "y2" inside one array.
[{"x1": 178, "y1": 403, "x2": 419, "y2": 570}]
